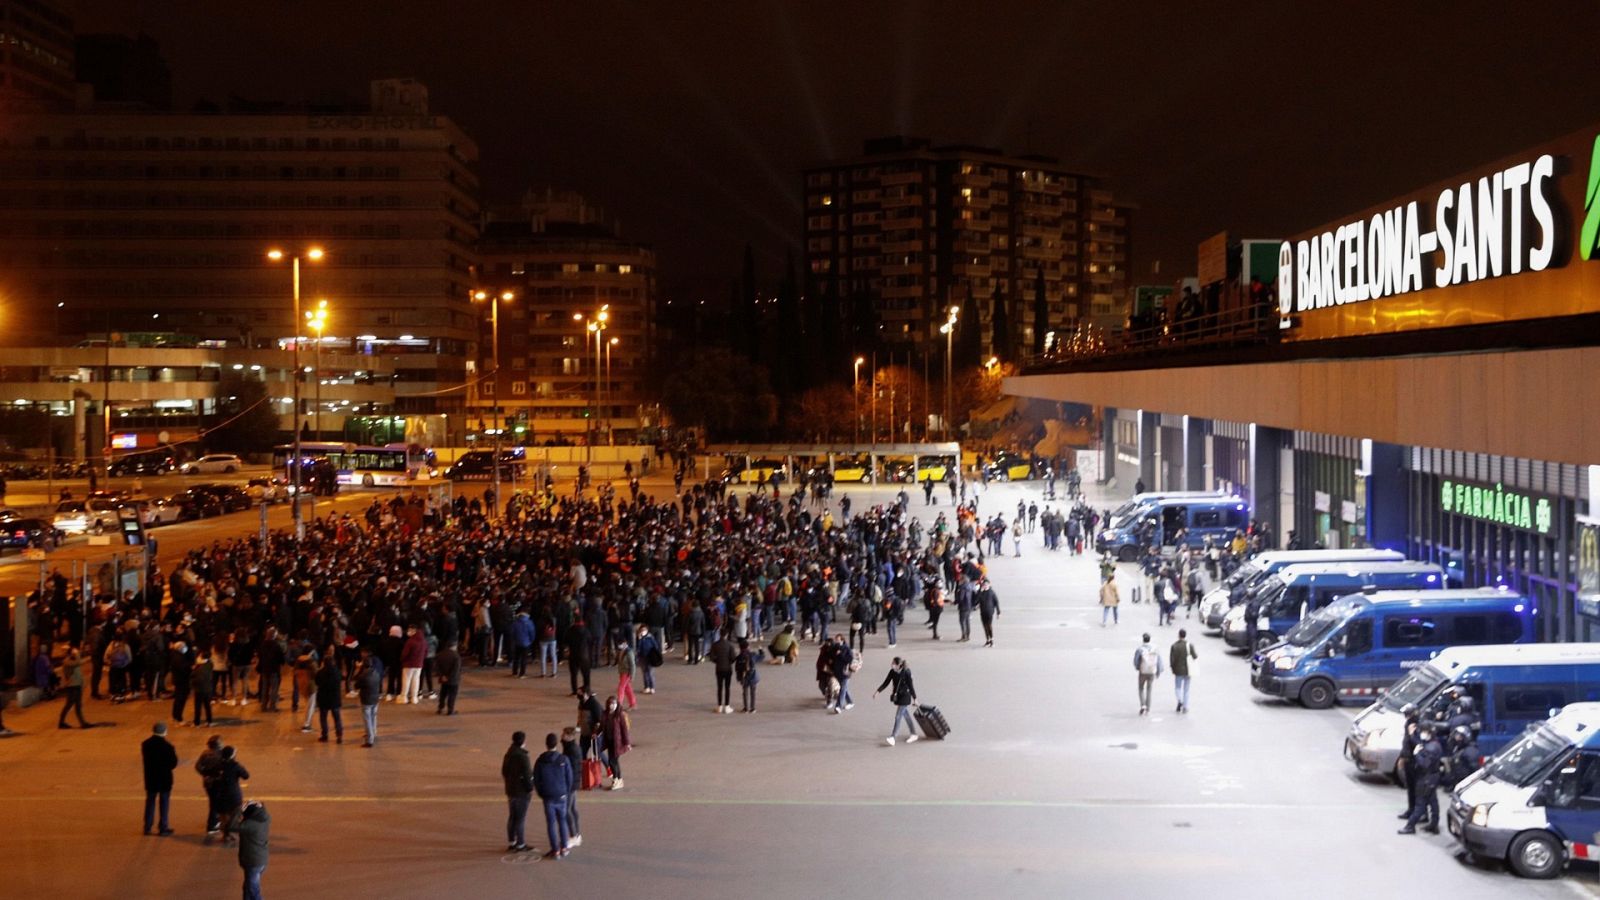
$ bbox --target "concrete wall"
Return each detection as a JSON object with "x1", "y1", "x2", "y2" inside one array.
[{"x1": 1006, "y1": 346, "x2": 1600, "y2": 466}]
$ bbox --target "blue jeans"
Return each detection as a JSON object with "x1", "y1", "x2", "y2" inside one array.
[
  {"x1": 1174, "y1": 675, "x2": 1191, "y2": 708},
  {"x1": 542, "y1": 796, "x2": 570, "y2": 852},
  {"x1": 641, "y1": 664, "x2": 655, "y2": 690},
  {"x1": 537, "y1": 641, "x2": 557, "y2": 676},
  {"x1": 836, "y1": 676, "x2": 853, "y2": 708},
  {"x1": 507, "y1": 793, "x2": 530, "y2": 845},
  {"x1": 890, "y1": 704, "x2": 915, "y2": 738},
  {"x1": 886, "y1": 617, "x2": 897, "y2": 645},
  {"x1": 1101, "y1": 605, "x2": 1118, "y2": 625},
  {"x1": 566, "y1": 791, "x2": 580, "y2": 837},
  {"x1": 242, "y1": 864, "x2": 265, "y2": 900},
  {"x1": 361, "y1": 704, "x2": 377, "y2": 744}
]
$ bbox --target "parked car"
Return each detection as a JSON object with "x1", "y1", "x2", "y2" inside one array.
[
  {"x1": 187, "y1": 483, "x2": 252, "y2": 513},
  {"x1": 983, "y1": 452, "x2": 1034, "y2": 481},
  {"x1": 830, "y1": 456, "x2": 872, "y2": 483},
  {"x1": 0, "y1": 516, "x2": 62, "y2": 550},
  {"x1": 127, "y1": 497, "x2": 185, "y2": 527},
  {"x1": 245, "y1": 476, "x2": 290, "y2": 504},
  {"x1": 167, "y1": 489, "x2": 223, "y2": 520},
  {"x1": 722, "y1": 458, "x2": 787, "y2": 484},
  {"x1": 52, "y1": 498, "x2": 123, "y2": 535},
  {"x1": 0, "y1": 507, "x2": 22, "y2": 521},
  {"x1": 445, "y1": 449, "x2": 524, "y2": 482},
  {"x1": 179, "y1": 453, "x2": 243, "y2": 475},
  {"x1": 109, "y1": 451, "x2": 176, "y2": 477}
]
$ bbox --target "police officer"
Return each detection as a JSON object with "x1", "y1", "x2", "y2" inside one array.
[
  {"x1": 1444, "y1": 695, "x2": 1481, "y2": 736},
  {"x1": 1242, "y1": 589, "x2": 1263, "y2": 653},
  {"x1": 1398, "y1": 725, "x2": 1443, "y2": 834},
  {"x1": 1395, "y1": 716, "x2": 1420, "y2": 819},
  {"x1": 1440, "y1": 725, "x2": 1482, "y2": 791}
]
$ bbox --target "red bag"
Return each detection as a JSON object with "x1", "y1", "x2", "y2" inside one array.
[{"x1": 581, "y1": 758, "x2": 603, "y2": 790}]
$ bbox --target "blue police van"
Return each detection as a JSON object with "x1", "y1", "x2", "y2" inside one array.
[
  {"x1": 1105, "y1": 490, "x2": 1230, "y2": 530},
  {"x1": 1201, "y1": 548, "x2": 1407, "y2": 630},
  {"x1": 1348, "y1": 643, "x2": 1600, "y2": 780},
  {"x1": 1250, "y1": 588, "x2": 1536, "y2": 709},
  {"x1": 1096, "y1": 495, "x2": 1248, "y2": 561},
  {"x1": 1451, "y1": 702, "x2": 1600, "y2": 878},
  {"x1": 1219, "y1": 560, "x2": 1446, "y2": 650}
]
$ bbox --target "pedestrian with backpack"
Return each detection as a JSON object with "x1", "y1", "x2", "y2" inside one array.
[{"x1": 1133, "y1": 633, "x2": 1163, "y2": 715}]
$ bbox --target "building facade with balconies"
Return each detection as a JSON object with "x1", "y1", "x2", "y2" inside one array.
[{"x1": 803, "y1": 137, "x2": 1130, "y2": 358}]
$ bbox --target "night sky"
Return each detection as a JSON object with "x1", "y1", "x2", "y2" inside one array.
[{"x1": 76, "y1": 0, "x2": 1600, "y2": 292}]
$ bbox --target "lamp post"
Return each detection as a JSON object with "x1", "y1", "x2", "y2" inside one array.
[
  {"x1": 474, "y1": 289, "x2": 514, "y2": 518},
  {"x1": 306, "y1": 300, "x2": 328, "y2": 440},
  {"x1": 607, "y1": 335, "x2": 618, "y2": 446},
  {"x1": 939, "y1": 305, "x2": 960, "y2": 440},
  {"x1": 853, "y1": 356, "x2": 864, "y2": 443},
  {"x1": 267, "y1": 246, "x2": 324, "y2": 539}
]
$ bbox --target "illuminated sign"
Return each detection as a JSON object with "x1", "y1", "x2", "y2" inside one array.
[
  {"x1": 111, "y1": 433, "x2": 138, "y2": 449},
  {"x1": 1439, "y1": 478, "x2": 1555, "y2": 536},
  {"x1": 1277, "y1": 155, "x2": 1559, "y2": 323}
]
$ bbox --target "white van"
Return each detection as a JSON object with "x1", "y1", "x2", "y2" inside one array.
[
  {"x1": 1201, "y1": 549, "x2": 1405, "y2": 630},
  {"x1": 1450, "y1": 702, "x2": 1600, "y2": 879}
]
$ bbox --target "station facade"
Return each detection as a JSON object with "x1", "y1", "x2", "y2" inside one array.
[{"x1": 1008, "y1": 122, "x2": 1600, "y2": 644}]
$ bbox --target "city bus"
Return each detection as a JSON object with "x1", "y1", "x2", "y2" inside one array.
[{"x1": 272, "y1": 442, "x2": 436, "y2": 487}]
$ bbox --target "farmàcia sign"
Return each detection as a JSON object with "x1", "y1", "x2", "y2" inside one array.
[
  {"x1": 1440, "y1": 479, "x2": 1556, "y2": 536},
  {"x1": 1276, "y1": 154, "x2": 1559, "y2": 321}
]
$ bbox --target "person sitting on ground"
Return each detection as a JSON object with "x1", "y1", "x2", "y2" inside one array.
[{"x1": 767, "y1": 623, "x2": 799, "y2": 665}]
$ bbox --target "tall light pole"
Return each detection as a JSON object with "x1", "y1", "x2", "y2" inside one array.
[
  {"x1": 939, "y1": 305, "x2": 960, "y2": 440},
  {"x1": 607, "y1": 335, "x2": 618, "y2": 446},
  {"x1": 474, "y1": 289, "x2": 514, "y2": 517},
  {"x1": 579, "y1": 305, "x2": 609, "y2": 454},
  {"x1": 267, "y1": 245, "x2": 324, "y2": 539},
  {"x1": 306, "y1": 300, "x2": 328, "y2": 440},
  {"x1": 853, "y1": 356, "x2": 864, "y2": 443}
]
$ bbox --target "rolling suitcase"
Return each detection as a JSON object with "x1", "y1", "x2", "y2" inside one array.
[{"x1": 913, "y1": 703, "x2": 950, "y2": 740}]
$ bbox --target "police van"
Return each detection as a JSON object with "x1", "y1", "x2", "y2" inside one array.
[
  {"x1": 1219, "y1": 561, "x2": 1446, "y2": 651},
  {"x1": 1250, "y1": 589, "x2": 1536, "y2": 709},
  {"x1": 1106, "y1": 490, "x2": 1229, "y2": 529},
  {"x1": 1346, "y1": 643, "x2": 1600, "y2": 782},
  {"x1": 1096, "y1": 496, "x2": 1248, "y2": 562},
  {"x1": 1449, "y1": 702, "x2": 1600, "y2": 879},
  {"x1": 1201, "y1": 549, "x2": 1406, "y2": 630}
]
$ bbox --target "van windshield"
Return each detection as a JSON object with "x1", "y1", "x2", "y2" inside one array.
[
  {"x1": 1381, "y1": 665, "x2": 1448, "y2": 712},
  {"x1": 1223, "y1": 562, "x2": 1260, "y2": 592},
  {"x1": 1252, "y1": 577, "x2": 1287, "y2": 609},
  {"x1": 1286, "y1": 605, "x2": 1342, "y2": 647},
  {"x1": 1485, "y1": 725, "x2": 1571, "y2": 787}
]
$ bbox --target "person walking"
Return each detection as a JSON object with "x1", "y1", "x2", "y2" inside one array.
[
  {"x1": 1170, "y1": 629, "x2": 1198, "y2": 713},
  {"x1": 355, "y1": 650, "x2": 381, "y2": 747},
  {"x1": 141, "y1": 722, "x2": 178, "y2": 836},
  {"x1": 1099, "y1": 573, "x2": 1120, "y2": 627},
  {"x1": 635, "y1": 624, "x2": 660, "y2": 695},
  {"x1": 559, "y1": 727, "x2": 584, "y2": 848},
  {"x1": 314, "y1": 656, "x2": 343, "y2": 744},
  {"x1": 735, "y1": 638, "x2": 759, "y2": 713},
  {"x1": 975, "y1": 577, "x2": 1001, "y2": 647},
  {"x1": 237, "y1": 801, "x2": 270, "y2": 900},
  {"x1": 1133, "y1": 633, "x2": 1163, "y2": 715},
  {"x1": 600, "y1": 695, "x2": 631, "y2": 790},
  {"x1": 708, "y1": 630, "x2": 736, "y2": 714},
  {"x1": 533, "y1": 732, "x2": 573, "y2": 858},
  {"x1": 57, "y1": 645, "x2": 90, "y2": 728},
  {"x1": 435, "y1": 640, "x2": 461, "y2": 715},
  {"x1": 214, "y1": 746, "x2": 249, "y2": 845},
  {"x1": 614, "y1": 641, "x2": 637, "y2": 710},
  {"x1": 501, "y1": 731, "x2": 534, "y2": 852},
  {"x1": 874, "y1": 656, "x2": 919, "y2": 746},
  {"x1": 195, "y1": 734, "x2": 224, "y2": 835},
  {"x1": 827, "y1": 634, "x2": 855, "y2": 713}
]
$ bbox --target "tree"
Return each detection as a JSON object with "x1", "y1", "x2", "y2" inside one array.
[
  {"x1": 990, "y1": 292, "x2": 1012, "y2": 361},
  {"x1": 788, "y1": 382, "x2": 854, "y2": 441},
  {"x1": 659, "y1": 348, "x2": 777, "y2": 441},
  {"x1": 205, "y1": 376, "x2": 281, "y2": 455}
]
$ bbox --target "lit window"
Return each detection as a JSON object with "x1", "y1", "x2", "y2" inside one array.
[
  {"x1": 618, "y1": 264, "x2": 632, "y2": 274},
  {"x1": 595, "y1": 264, "x2": 609, "y2": 273},
  {"x1": 822, "y1": 194, "x2": 833, "y2": 206},
  {"x1": 561, "y1": 263, "x2": 578, "y2": 274},
  {"x1": 961, "y1": 188, "x2": 972, "y2": 199}
]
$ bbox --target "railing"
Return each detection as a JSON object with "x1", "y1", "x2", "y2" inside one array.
[{"x1": 1025, "y1": 299, "x2": 1277, "y2": 369}]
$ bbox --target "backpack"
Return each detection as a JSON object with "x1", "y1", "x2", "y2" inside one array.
[{"x1": 1137, "y1": 647, "x2": 1159, "y2": 675}]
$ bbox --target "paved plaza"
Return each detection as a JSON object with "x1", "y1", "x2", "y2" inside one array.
[{"x1": 0, "y1": 479, "x2": 1584, "y2": 899}]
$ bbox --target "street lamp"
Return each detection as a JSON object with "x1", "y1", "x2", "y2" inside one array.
[
  {"x1": 267, "y1": 245, "x2": 324, "y2": 539},
  {"x1": 607, "y1": 335, "x2": 619, "y2": 446},
  {"x1": 474, "y1": 288, "x2": 515, "y2": 516},
  {"x1": 939, "y1": 305, "x2": 960, "y2": 440},
  {"x1": 853, "y1": 356, "x2": 865, "y2": 443},
  {"x1": 305, "y1": 300, "x2": 328, "y2": 440}
]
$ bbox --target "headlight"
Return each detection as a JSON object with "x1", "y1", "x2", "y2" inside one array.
[
  {"x1": 1469, "y1": 803, "x2": 1494, "y2": 827},
  {"x1": 1273, "y1": 657, "x2": 1296, "y2": 671},
  {"x1": 1363, "y1": 727, "x2": 1387, "y2": 746}
]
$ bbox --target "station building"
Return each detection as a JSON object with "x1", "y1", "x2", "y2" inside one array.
[{"x1": 1007, "y1": 122, "x2": 1600, "y2": 643}]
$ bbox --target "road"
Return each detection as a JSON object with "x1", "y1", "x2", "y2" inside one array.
[{"x1": 0, "y1": 478, "x2": 1579, "y2": 899}]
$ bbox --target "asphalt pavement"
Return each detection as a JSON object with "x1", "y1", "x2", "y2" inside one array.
[{"x1": 0, "y1": 477, "x2": 1584, "y2": 899}]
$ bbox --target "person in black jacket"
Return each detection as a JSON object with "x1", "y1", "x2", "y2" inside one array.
[
  {"x1": 141, "y1": 722, "x2": 178, "y2": 835},
  {"x1": 566, "y1": 619, "x2": 592, "y2": 697},
  {"x1": 560, "y1": 727, "x2": 583, "y2": 848},
  {"x1": 873, "y1": 656, "x2": 918, "y2": 746},
  {"x1": 533, "y1": 732, "x2": 573, "y2": 858},
  {"x1": 257, "y1": 628, "x2": 285, "y2": 712},
  {"x1": 214, "y1": 746, "x2": 250, "y2": 845},
  {"x1": 237, "y1": 800, "x2": 269, "y2": 900},
  {"x1": 975, "y1": 578, "x2": 1001, "y2": 647},
  {"x1": 314, "y1": 656, "x2": 343, "y2": 744},
  {"x1": 501, "y1": 731, "x2": 534, "y2": 852},
  {"x1": 435, "y1": 640, "x2": 462, "y2": 715}
]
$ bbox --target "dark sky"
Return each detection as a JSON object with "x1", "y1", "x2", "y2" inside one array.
[{"x1": 76, "y1": 0, "x2": 1600, "y2": 291}]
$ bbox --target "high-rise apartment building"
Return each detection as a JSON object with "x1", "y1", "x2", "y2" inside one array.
[
  {"x1": 475, "y1": 190, "x2": 657, "y2": 443},
  {"x1": 0, "y1": 0, "x2": 74, "y2": 110},
  {"x1": 803, "y1": 137, "x2": 1130, "y2": 357},
  {"x1": 0, "y1": 78, "x2": 481, "y2": 424}
]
